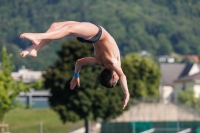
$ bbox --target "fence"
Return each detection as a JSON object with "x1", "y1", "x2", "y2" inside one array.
[
  {"x1": 101, "y1": 98, "x2": 200, "y2": 133},
  {"x1": 101, "y1": 121, "x2": 200, "y2": 133},
  {"x1": 0, "y1": 124, "x2": 9, "y2": 133}
]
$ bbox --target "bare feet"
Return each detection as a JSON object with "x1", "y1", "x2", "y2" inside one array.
[
  {"x1": 20, "y1": 45, "x2": 37, "y2": 57},
  {"x1": 20, "y1": 33, "x2": 41, "y2": 45}
]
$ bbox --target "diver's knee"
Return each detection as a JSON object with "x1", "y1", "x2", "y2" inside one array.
[{"x1": 50, "y1": 22, "x2": 60, "y2": 30}]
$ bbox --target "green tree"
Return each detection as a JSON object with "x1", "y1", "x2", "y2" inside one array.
[
  {"x1": 122, "y1": 53, "x2": 161, "y2": 99},
  {"x1": 178, "y1": 88, "x2": 200, "y2": 117},
  {"x1": 0, "y1": 46, "x2": 28, "y2": 124},
  {"x1": 43, "y1": 39, "x2": 124, "y2": 133},
  {"x1": 178, "y1": 89, "x2": 196, "y2": 107},
  {"x1": 156, "y1": 34, "x2": 173, "y2": 55}
]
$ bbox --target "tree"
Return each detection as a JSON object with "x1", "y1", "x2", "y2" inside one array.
[
  {"x1": 178, "y1": 88, "x2": 200, "y2": 115},
  {"x1": 178, "y1": 89, "x2": 195, "y2": 106},
  {"x1": 156, "y1": 34, "x2": 173, "y2": 55},
  {"x1": 0, "y1": 46, "x2": 28, "y2": 125},
  {"x1": 121, "y1": 53, "x2": 161, "y2": 100},
  {"x1": 43, "y1": 39, "x2": 124, "y2": 133}
]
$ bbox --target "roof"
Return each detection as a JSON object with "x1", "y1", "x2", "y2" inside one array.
[
  {"x1": 182, "y1": 55, "x2": 200, "y2": 62},
  {"x1": 179, "y1": 64, "x2": 193, "y2": 77},
  {"x1": 175, "y1": 72, "x2": 200, "y2": 82},
  {"x1": 160, "y1": 63, "x2": 200, "y2": 86},
  {"x1": 19, "y1": 90, "x2": 51, "y2": 96},
  {"x1": 160, "y1": 64, "x2": 186, "y2": 86}
]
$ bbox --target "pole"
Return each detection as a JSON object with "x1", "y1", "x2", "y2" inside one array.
[
  {"x1": 1, "y1": 115, "x2": 4, "y2": 133},
  {"x1": 177, "y1": 101, "x2": 179, "y2": 132},
  {"x1": 40, "y1": 121, "x2": 43, "y2": 133}
]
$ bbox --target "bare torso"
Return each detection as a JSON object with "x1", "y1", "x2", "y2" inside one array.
[
  {"x1": 93, "y1": 26, "x2": 121, "y2": 69},
  {"x1": 63, "y1": 22, "x2": 121, "y2": 69}
]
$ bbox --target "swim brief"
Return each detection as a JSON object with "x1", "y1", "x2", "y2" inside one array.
[{"x1": 77, "y1": 24, "x2": 102, "y2": 44}]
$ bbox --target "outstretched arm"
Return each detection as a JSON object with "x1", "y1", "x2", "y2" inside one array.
[
  {"x1": 70, "y1": 57, "x2": 99, "y2": 90},
  {"x1": 109, "y1": 63, "x2": 130, "y2": 109}
]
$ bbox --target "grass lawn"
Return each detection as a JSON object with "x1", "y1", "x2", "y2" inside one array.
[{"x1": 4, "y1": 108, "x2": 83, "y2": 133}]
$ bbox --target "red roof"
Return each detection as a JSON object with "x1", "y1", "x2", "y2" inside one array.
[{"x1": 182, "y1": 55, "x2": 199, "y2": 62}]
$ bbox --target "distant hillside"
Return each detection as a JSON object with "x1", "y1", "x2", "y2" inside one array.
[{"x1": 1, "y1": 0, "x2": 200, "y2": 70}]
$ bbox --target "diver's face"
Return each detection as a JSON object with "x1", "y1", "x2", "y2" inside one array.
[{"x1": 112, "y1": 71, "x2": 119, "y2": 82}]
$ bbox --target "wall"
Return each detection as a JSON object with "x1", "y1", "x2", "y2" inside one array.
[
  {"x1": 160, "y1": 85, "x2": 173, "y2": 104},
  {"x1": 112, "y1": 103, "x2": 200, "y2": 122}
]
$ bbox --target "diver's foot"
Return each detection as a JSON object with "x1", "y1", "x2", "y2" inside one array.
[
  {"x1": 20, "y1": 45, "x2": 37, "y2": 57},
  {"x1": 20, "y1": 33, "x2": 41, "y2": 45}
]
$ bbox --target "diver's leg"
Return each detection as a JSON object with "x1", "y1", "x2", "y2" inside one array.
[
  {"x1": 20, "y1": 22, "x2": 98, "y2": 45},
  {"x1": 20, "y1": 21, "x2": 79, "y2": 57}
]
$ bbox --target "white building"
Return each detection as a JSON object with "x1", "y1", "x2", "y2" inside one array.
[
  {"x1": 159, "y1": 55, "x2": 175, "y2": 63},
  {"x1": 11, "y1": 67, "x2": 43, "y2": 83},
  {"x1": 174, "y1": 71, "x2": 200, "y2": 102},
  {"x1": 11, "y1": 67, "x2": 47, "y2": 108},
  {"x1": 160, "y1": 63, "x2": 200, "y2": 103}
]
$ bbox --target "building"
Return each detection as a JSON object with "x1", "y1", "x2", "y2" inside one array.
[
  {"x1": 11, "y1": 67, "x2": 43, "y2": 83},
  {"x1": 16, "y1": 89, "x2": 51, "y2": 108},
  {"x1": 174, "y1": 71, "x2": 200, "y2": 102},
  {"x1": 11, "y1": 67, "x2": 48, "y2": 108},
  {"x1": 160, "y1": 63, "x2": 200, "y2": 103},
  {"x1": 158, "y1": 55, "x2": 175, "y2": 63},
  {"x1": 182, "y1": 55, "x2": 200, "y2": 63}
]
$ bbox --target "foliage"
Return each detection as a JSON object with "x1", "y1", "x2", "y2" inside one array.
[
  {"x1": 0, "y1": 46, "x2": 28, "y2": 123},
  {"x1": 1, "y1": 0, "x2": 200, "y2": 70},
  {"x1": 178, "y1": 88, "x2": 200, "y2": 116},
  {"x1": 122, "y1": 53, "x2": 161, "y2": 99},
  {"x1": 27, "y1": 79, "x2": 44, "y2": 90},
  {"x1": 178, "y1": 89, "x2": 196, "y2": 106},
  {"x1": 43, "y1": 39, "x2": 125, "y2": 123}
]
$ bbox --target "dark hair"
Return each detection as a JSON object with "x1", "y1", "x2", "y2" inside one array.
[{"x1": 99, "y1": 69, "x2": 117, "y2": 88}]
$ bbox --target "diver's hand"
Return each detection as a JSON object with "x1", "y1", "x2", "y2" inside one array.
[
  {"x1": 122, "y1": 93, "x2": 130, "y2": 109},
  {"x1": 70, "y1": 77, "x2": 80, "y2": 90}
]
